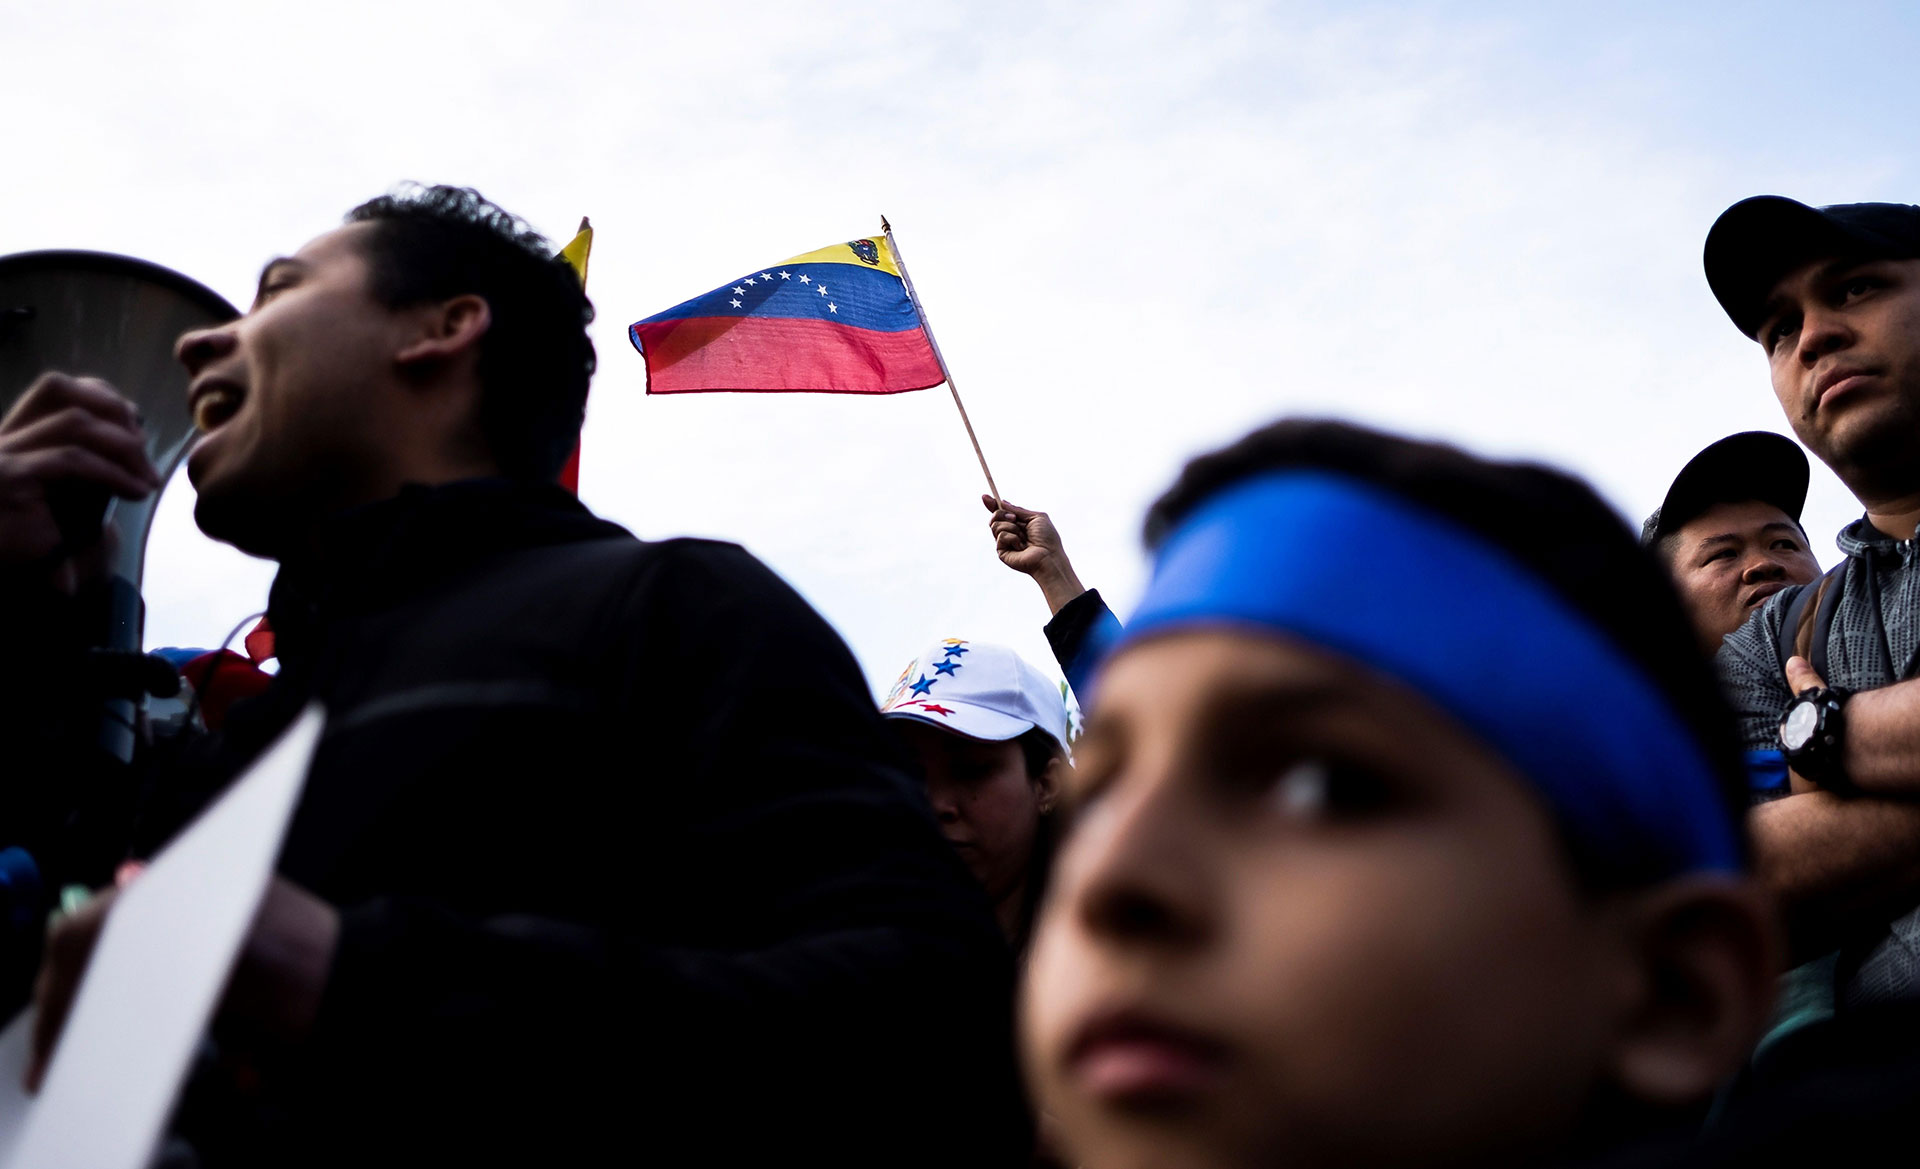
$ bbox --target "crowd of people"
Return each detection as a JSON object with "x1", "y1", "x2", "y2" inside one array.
[{"x1": 5, "y1": 183, "x2": 1920, "y2": 1166}]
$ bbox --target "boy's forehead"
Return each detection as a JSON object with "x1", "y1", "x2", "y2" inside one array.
[{"x1": 1098, "y1": 630, "x2": 1366, "y2": 717}]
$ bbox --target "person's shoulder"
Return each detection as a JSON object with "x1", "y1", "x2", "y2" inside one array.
[
  {"x1": 531, "y1": 531, "x2": 760, "y2": 576},
  {"x1": 622, "y1": 536, "x2": 784, "y2": 587},
  {"x1": 609, "y1": 537, "x2": 825, "y2": 620}
]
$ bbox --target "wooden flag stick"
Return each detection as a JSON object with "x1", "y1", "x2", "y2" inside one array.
[{"x1": 881, "y1": 215, "x2": 1002, "y2": 507}]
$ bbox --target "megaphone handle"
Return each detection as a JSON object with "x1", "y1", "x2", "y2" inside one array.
[{"x1": 48, "y1": 481, "x2": 110, "y2": 554}]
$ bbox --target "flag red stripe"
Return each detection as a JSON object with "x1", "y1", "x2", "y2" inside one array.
[{"x1": 632, "y1": 316, "x2": 944, "y2": 395}]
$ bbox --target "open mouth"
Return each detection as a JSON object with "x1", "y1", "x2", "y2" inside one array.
[{"x1": 190, "y1": 382, "x2": 245, "y2": 434}]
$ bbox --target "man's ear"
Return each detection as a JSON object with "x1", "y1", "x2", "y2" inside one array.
[
  {"x1": 1604, "y1": 875, "x2": 1780, "y2": 1106},
  {"x1": 394, "y1": 295, "x2": 491, "y2": 378}
]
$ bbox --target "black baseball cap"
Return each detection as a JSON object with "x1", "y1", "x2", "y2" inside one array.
[
  {"x1": 1640, "y1": 431, "x2": 1810, "y2": 549},
  {"x1": 1705, "y1": 196, "x2": 1920, "y2": 338}
]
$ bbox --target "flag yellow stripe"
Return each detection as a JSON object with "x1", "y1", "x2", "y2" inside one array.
[{"x1": 778, "y1": 236, "x2": 902, "y2": 278}]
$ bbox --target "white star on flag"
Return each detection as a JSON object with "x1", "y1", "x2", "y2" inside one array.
[
  {"x1": 744, "y1": 277, "x2": 756, "y2": 285},
  {"x1": 729, "y1": 298, "x2": 742, "y2": 308},
  {"x1": 732, "y1": 287, "x2": 744, "y2": 295},
  {"x1": 779, "y1": 271, "x2": 791, "y2": 279},
  {"x1": 817, "y1": 285, "x2": 828, "y2": 295},
  {"x1": 828, "y1": 302, "x2": 837, "y2": 313},
  {"x1": 760, "y1": 273, "x2": 773, "y2": 280},
  {"x1": 798, "y1": 275, "x2": 810, "y2": 284}
]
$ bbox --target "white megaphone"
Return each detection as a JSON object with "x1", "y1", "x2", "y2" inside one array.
[{"x1": 0, "y1": 250, "x2": 239, "y2": 762}]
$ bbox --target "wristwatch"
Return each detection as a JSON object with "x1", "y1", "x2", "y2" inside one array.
[{"x1": 1779, "y1": 685, "x2": 1852, "y2": 791}]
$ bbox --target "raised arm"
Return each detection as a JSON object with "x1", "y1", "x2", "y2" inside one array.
[{"x1": 984, "y1": 494, "x2": 1088, "y2": 615}]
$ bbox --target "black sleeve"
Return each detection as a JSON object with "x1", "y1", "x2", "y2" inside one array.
[
  {"x1": 1044, "y1": 586, "x2": 1124, "y2": 700},
  {"x1": 291, "y1": 541, "x2": 1031, "y2": 1168}
]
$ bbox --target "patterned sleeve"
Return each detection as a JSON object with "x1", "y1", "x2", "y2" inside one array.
[{"x1": 1717, "y1": 588, "x2": 1797, "y2": 751}]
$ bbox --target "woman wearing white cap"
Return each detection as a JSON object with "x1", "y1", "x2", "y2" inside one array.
[{"x1": 881, "y1": 640, "x2": 1071, "y2": 952}]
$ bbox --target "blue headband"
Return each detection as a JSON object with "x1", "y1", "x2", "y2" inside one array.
[{"x1": 1120, "y1": 471, "x2": 1738, "y2": 877}]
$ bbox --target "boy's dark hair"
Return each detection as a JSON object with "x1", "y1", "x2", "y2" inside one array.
[
  {"x1": 346, "y1": 184, "x2": 595, "y2": 483},
  {"x1": 1144, "y1": 418, "x2": 1751, "y2": 887}
]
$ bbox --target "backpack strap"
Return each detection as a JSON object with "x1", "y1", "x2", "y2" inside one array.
[
  {"x1": 1809, "y1": 561, "x2": 1848, "y2": 681},
  {"x1": 1775, "y1": 561, "x2": 1848, "y2": 678}
]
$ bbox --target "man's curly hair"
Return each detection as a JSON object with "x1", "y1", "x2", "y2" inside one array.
[{"x1": 346, "y1": 184, "x2": 595, "y2": 483}]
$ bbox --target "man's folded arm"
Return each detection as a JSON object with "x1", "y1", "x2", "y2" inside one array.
[
  {"x1": 1837, "y1": 676, "x2": 1920, "y2": 794},
  {"x1": 1750, "y1": 791, "x2": 1920, "y2": 960}
]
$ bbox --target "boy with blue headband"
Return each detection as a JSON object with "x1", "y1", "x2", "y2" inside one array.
[{"x1": 1020, "y1": 419, "x2": 1779, "y2": 1169}]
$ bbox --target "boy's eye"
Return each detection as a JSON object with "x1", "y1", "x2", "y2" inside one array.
[
  {"x1": 1703, "y1": 548, "x2": 1734, "y2": 565},
  {"x1": 1267, "y1": 757, "x2": 1389, "y2": 820},
  {"x1": 1271, "y1": 759, "x2": 1328, "y2": 816}
]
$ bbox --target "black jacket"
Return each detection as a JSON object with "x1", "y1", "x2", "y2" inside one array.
[{"x1": 26, "y1": 480, "x2": 1031, "y2": 1166}]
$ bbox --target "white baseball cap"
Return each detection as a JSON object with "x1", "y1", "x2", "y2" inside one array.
[{"x1": 881, "y1": 639, "x2": 1070, "y2": 751}]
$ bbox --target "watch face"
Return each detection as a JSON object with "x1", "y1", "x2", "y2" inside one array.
[{"x1": 1782, "y1": 701, "x2": 1819, "y2": 751}]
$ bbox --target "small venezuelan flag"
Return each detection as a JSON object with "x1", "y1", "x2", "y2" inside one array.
[{"x1": 630, "y1": 236, "x2": 944, "y2": 395}]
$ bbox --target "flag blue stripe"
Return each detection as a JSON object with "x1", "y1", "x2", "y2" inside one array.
[{"x1": 636, "y1": 262, "x2": 922, "y2": 333}]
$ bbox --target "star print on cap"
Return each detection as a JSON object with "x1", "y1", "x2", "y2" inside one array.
[{"x1": 881, "y1": 639, "x2": 1070, "y2": 751}]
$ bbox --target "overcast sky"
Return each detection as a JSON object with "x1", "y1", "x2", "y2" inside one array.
[{"x1": 7, "y1": 1, "x2": 1920, "y2": 695}]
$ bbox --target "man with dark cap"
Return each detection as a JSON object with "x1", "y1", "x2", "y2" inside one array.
[
  {"x1": 1642, "y1": 431, "x2": 1822, "y2": 655},
  {"x1": 1702, "y1": 195, "x2": 1920, "y2": 1073}
]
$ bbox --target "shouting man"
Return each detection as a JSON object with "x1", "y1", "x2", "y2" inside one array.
[{"x1": 0, "y1": 186, "x2": 1026, "y2": 1166}]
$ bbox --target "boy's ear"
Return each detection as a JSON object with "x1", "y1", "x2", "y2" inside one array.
[
  {"x1": 394, "y1": 294, "x2": 491, "y2": 377},
  {"x1": 1604, "y1": 875, "x2": 1781, "y2": 1106}
]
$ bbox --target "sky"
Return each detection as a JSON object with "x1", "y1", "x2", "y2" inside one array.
[{"x1": 6, "y1": 0, "x2": 1920, "y2": 696}]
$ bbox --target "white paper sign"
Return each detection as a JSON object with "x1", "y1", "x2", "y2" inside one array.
[{"x1": 0, "y1": 705, "x2": 324, "y2": 1169}]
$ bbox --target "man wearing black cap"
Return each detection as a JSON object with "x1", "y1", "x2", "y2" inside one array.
[
  {"x1": 1703, "y1": 195, "x2": 1920, "y2": 1043},
  {"x1": 1642, "y1": 431, "x2": 1821, "y2": 655}
]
